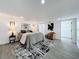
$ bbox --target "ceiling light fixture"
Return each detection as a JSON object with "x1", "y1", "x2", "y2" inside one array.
[{"x1": 41, "y1": 0, "x2": 45, "y2": 4}]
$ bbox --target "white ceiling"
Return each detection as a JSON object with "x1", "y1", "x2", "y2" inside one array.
[{"x1": 0, "y1": 0, "x2": 79, "y2": 21}]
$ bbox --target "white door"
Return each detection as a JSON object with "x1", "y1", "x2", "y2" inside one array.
[{"x1": 61, "y1": 20, "x2": 72, "y2": 40}]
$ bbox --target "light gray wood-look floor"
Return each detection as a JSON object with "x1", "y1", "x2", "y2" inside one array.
[
  {"x1": 0, "y1": 39, "x2": 79, "y2": 59},
  {"x1": 0, "y1": 42, "x2": 20, "y2": 59}
]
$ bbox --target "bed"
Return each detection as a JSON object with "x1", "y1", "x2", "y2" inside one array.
[{"x1": 20, "y1": 32, "x2": 45, "y2": 49}]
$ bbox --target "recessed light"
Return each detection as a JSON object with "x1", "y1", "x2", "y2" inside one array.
[{"x1": 41, "y1": 0, "x2": 45, "y2": 4}]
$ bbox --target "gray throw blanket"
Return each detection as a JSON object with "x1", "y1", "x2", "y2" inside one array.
[{"x1": 20, "y1": 32, "x2": 45, "y2": 49}]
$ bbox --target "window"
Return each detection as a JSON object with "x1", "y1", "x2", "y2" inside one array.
[
  {"x1": 38, "y1": 24, "x2": 45, "y2": 33},
  {"x1": 61, "y1": 20, "x2": 72, "y2": 39}
]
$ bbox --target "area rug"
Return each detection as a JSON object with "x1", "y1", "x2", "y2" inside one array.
[{"x1": 14, "y1": 41, "x2": 51, "y2": 59}]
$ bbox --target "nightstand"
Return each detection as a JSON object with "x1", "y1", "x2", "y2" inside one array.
[{"x1": 9, "y1": 33, "x2": 16, "y2": 43}]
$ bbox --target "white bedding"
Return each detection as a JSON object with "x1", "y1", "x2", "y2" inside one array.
[{"x1": 20, "y1": 33, "x2": 32, "y2": 44}]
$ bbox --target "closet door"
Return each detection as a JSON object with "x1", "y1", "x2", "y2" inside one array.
[{"x1": 61, "y1": 20, "x2": 72, "y2": 40}]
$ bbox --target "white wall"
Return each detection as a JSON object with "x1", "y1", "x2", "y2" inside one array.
[
  {"x1": 53, "y1": 20, "x2": 61, "y2": 39},
  {"x1": 71, "y1": 18, "x2": 77, "y2": 44},
  {"x1": 0, "y1": 16, "x2": 9, "y2": 44}
]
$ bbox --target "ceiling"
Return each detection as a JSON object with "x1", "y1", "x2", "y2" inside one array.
[{"x1": 0, "y1": 0, "x2": 79, "y2": 21}]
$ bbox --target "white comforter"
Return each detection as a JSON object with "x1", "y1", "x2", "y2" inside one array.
[{"x1": 20, "y1": 33, "x2": 31, "y2": 44}]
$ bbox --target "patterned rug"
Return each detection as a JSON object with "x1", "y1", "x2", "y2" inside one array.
[{"x1": 14, "y1": 41, "x2": 51, "y2": 59}]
